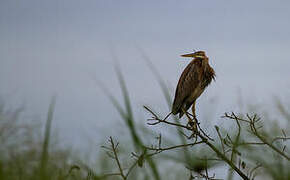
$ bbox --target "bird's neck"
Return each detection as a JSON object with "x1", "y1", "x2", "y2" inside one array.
[{"x1": 201, "y1": 57, "x2": 209, "y2": 69}]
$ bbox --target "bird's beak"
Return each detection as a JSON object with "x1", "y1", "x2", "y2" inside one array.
[
  {"x1": 181, "y1": 52, "x2": 204, "y2": 58},
  {"x1": 181, "y1": 53, "x2": 196, "y2": 57}
]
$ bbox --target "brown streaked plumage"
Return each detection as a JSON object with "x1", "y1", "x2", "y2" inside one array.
[{"x1": 172, "y1": 51, "x2": 215, "y2": 118}]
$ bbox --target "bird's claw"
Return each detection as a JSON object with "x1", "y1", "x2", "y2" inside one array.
[
  {"x1": 186, "y1": 120, "x2": 198, "y2": 133},
  {"x1": 188, "y1": 121, "x2": 195, "y2": 127}
]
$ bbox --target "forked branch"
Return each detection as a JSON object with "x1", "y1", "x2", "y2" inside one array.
[
  {"x1": 144, "y1": 107, "x2": 250, "y2": 180},
  {"x1": 223, "y1": 112, "x2": 290, "y2": 161}
]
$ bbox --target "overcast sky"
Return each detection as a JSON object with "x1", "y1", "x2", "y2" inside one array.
[{"x1": 0, "y1": 0, "x2": 290, "y2": 150}]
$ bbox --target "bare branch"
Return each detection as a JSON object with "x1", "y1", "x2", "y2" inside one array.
[
  {"x1": 109, "y1": 136, "x2": 126, "y2": 179},
  {"x1": 271, "y1": 137, "x2": 290, "y2": 144},
  {"x1": 215, "y1": 126, "x2": 225, "y2": 155},
  {"x1": 144, "y1": 107, "x2": 250, "y2": 180},
  {"x1": 223, "y1": 112, "x2": 290, "y2": 161},
  {"x1": 145, "y1": 141, "x2": 204, "y2": 154}
]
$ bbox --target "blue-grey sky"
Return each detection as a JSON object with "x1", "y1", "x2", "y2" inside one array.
[{"x1": 0, "y1": 0, "x2": 290, "y2": 150}]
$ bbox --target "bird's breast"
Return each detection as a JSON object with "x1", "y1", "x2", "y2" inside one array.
[
  {"x1": 201, "y1": 66, "x2": 215, "y2": 88},
  {"x1": 187, "y1": 82, "x2": 205, "y2": 103}
]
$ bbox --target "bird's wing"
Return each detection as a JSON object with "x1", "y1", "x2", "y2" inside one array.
[{"x1": 172, "y1": 60, "x2": 201, "y2": 115}]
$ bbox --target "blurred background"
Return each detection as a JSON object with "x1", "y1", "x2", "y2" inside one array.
[{"x1": 0, "y1": 0, "x2": 289, "y2": 179}]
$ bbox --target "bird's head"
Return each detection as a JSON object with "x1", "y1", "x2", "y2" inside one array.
[{"x1": 181, "y1": 51, "x2": 207, "y2": 59}]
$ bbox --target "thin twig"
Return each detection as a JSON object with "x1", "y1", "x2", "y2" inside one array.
[
  {"x1": 215, "y1": 126, "x2": 225, "y2": 155},
  {"x1": 145, "y1": 141, "x2": 204, "y2": 153},
  {"x1": 109, "y1": 136, "x2": 126, "y2": 179},
  {"x1": 125, "y1": 160, "x2": 138, "y2": 179},
  {"x1": 271, "y1": 137, "x2": 290, "y2": 144},
  {"x1": 197, "y1": 132, "x2": 249, "y2": 180},
  {"x1": 252, "y1": 130, "x2": 290, "y2": 161},
  {"x1": 144, "y1": 107, "x2": 250, "y2": 180},
  {"x1": 237, "y1": 142, "x2": 266, "y2": 146},
  {"x1": 224, "y1": 113, "x2": 290, "y2": 161}
]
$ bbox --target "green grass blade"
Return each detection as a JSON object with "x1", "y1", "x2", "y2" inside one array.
[
  {"x1": 39, "y1": 96, "x2": 56, "y2": 179},
  {"x1": 114, "y1": 65, "x2": 143, "y2": 148},
  {"x1": 97, "y1": 65, "x2": 160, "y2": 179},
  {"x1": 114, "y1": 66, "x2": 160, "y2": 180},
  {"x1": 139, "y1": 49, "x2": 192, "y2": 164}
]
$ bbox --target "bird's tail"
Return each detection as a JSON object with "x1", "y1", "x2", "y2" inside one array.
[
  {"x1": 172, "y1": 105, "x2": 184, "y2": 118},
  {"x1": 171, "y1": 103, "x2": 179, "y2": 115},
  {"x1": 178, "y1": 111, "x2": 184, "y2": 118}
]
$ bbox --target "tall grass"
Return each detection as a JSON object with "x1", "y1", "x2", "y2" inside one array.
[
  {"x1": 39, "y1": 96, "x2": 56, "y2": 179},
  {"x1": 0, "y1": 98, "x2": 86, "y2": 180},
  {"x1": 101, "y1": 66, "x2": 161, "y2": 180},
  {"x1": 0, "y1": 65, "x2": 289, "y2": 179}
]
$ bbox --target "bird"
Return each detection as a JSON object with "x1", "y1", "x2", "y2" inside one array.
[{"x1": 172, "y1": 51, "x2": 215, "y2": 125}]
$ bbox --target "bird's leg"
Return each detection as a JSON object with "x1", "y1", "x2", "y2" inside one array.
[
  {"x1": 191, "y1": 101, "x2": 198, "y2": 132},
  {"x1": 184, "y1": 110, "x2": 193, "y2": 126},
  {"x1": 191, "y1": 101, "x2": 197, "y2": 120},
  {"x1": 181, "y1": 108, "x2": 197, "y2": 133}
]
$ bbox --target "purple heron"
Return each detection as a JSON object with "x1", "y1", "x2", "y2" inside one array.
[{"x1": 172, "y1": 51, "x2": 215, "y2": 125}]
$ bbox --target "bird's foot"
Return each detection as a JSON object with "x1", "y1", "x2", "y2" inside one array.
[
  {"x1": 186, "y1": 119, "x2": 198, "y2": 133},
  {"x1": 187, "y1": 120, "x2": 195, "y2": 127},
  {"x1": 193, "y1": 115, "x2": 198, "y2": 122}
]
